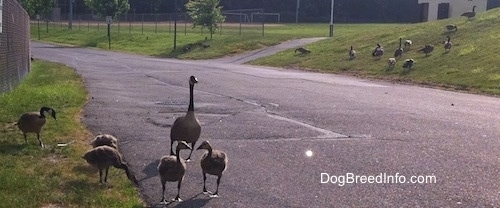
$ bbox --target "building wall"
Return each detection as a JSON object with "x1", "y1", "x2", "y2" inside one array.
[
  {"x1": 418, "y1": 0, "x2": 487, "y2": 21},
  {"x1": 0, "y1": 0, "x2": 31, "y2": 94}
]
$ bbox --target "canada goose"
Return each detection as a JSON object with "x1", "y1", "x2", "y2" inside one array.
[
  {"x1": 17, "y1": 107, "x2": 56, "y2": 147},
  {"x1": 403, "y1": 59, "x2": 415, "y2": 70},
  {"x1": 83, "y1": 146, "x2": 138, "y2": 184},
  {"x1": 170, "y1": 76, "x2": 201, "y2": 162},
  {"x1": 404, "y1": 40, "x2": 412, "y2": 50},
  {"x1": 418, "y1": 44, "x2": 434, "y2": 56},
  {"x1": 158, "y1": 141, "x2": 192, "y2": 203},
  {"x1": 445, "y1": 24, "x2": 458, "y2": 31},
  {"x1": 388, "y1": 58, "x2": 397, "y2": 68},
  {"x1": 444, "y1": 36, "x2": 452, "y2": 52},
  {"x1": 372, "y1": 44, "x2": 384, "y2": 59},
  {"x1": 295, "y1": 47, "x2": 311, "y2": 54},
  {"x1": 461, "y1": 6, "x2": 476, "y2": 19},
  {"x1": 349, "y1": 46, "x2": 356, "y2": 60},
  {"x1": 197, "y1": 141, "x2": 228, "y2": 197},
  {"x1": 91, "y1": 134, "x2": 118, "y2": 149},
  {"x1": 394, "y1": 38, "x2": 404, "y2": 58}
]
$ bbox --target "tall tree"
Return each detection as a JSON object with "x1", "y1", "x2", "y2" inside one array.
[
  {"x1": 84, "y1": 0, "x2": 130, "y2": 18},
  {"x1": 18, "y1": 0, "x2": 54, "y2": 18},
  {"x1": 185, "y1": 0, "x2": 225, "y2": 39}
]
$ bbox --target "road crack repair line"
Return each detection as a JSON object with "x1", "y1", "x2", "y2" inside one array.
[{"x1": 140, "y1": 74, "x2": 361, "y2": 140}]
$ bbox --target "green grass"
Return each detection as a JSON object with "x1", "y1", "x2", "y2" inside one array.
[
  {"x1": 0, "y1": 61, "x2": 144, "y2": 207},
  {"x1": 33, "y1": 22, "x2": 382, "y2": 59},
  {"x1": 250, "y1": 9, "x2": 500, "y2": 95}
]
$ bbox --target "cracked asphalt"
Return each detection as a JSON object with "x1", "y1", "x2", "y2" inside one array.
[{"x1": 31, "y1": 39, "x2": 500, "y2": 207}]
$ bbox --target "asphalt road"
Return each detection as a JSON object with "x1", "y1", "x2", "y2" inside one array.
[{"x1": 31, "y1": 40, "x2": 500, "y2": 207}]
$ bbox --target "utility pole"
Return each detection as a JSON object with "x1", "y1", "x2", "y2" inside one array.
[
  {"x1": 329, "y1": 0, "x2": 334, "y2": 37},
  {"x1": 295, "y1": 0, "x2": 300, "y2": 23},
  {"x1": 173, "y1": 0, "x2": 178, "y2": 50},
  {"x1": 68, "y1": 0, "x2": 74, "y2": 30}
]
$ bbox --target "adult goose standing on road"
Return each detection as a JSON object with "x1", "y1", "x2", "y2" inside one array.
[
  {"x1": 170, "y1": 76, "x2": 201, "y2": 162},
  {"x1": 17, "y1": 107, "x2": 56, "y2": 148},
  {"x1": 197, "y1": 141, "x2": 228, "y2": 197},
  {"x1": 158, "y1": 141, "x2": 192, "y2": 203}
]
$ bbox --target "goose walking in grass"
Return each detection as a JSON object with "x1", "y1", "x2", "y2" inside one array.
[
  {"x1": 17, "y1": 107, "x2": 56, "y2": 148},
  {"x1": 461, "y1": 5, "x2": 476, "y2": 19},
  {"x1": 91, "y1": 134, "x2": 118, "y2": 149},
  {"x1": 444, "y1": 36, "x2": 453, "y2": 52},
  {"x1": 418, "y1": 44, "x2": 434, "y2": 56},
  {"x1": 295, "y1": 47, "x2": 311, "y2": 54},
  {"x1": 388, "y1": 58, "x2": 397, "y2": 68},
  {"x1": 170, "y1": 76, "x2": 201, "y2": 162},
  {"x1": 445, "y1": 24, "x2": 458, "y2": 32},
  {"x1": 394, "y1": 38, "x2": 404, "y2": 58},
  {"x1": 349, "y1": 46, "x2": 357, "y2": 60},
  {"x1": 83, "y1": 146, "x2": 138, "y2": 185},
  {"x1": 404, "y1": 40, "x2": 413, "y2": 51},
  {"x1": 197, "y1": 141, "x2": 228, "y2": 198},
  {"x1": 372, "y1": 44, "x2": 384, "y2": 59},
  {"x1": 403, "y1": 59, "x2": 415, "y2": 71},
  {"x1": 158, "y1": 141, "x2": 192, "y2": 203}
]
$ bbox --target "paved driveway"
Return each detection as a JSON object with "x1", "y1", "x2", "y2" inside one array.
[{"x1": 31, "y1": 40, "x2": 500, "y2": 207}]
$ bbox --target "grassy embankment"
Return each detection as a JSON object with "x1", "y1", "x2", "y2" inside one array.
[
  {"x1": 0, "y1": 61, "x2": 143, "y2": 207},
  {"x1": 250, "y1": 8, "x2": 500, "y2": 95}
]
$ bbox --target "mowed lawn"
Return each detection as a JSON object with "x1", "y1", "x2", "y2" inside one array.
[{"x1": 0, "y1": 61, "x2": 144, "y2": 207}]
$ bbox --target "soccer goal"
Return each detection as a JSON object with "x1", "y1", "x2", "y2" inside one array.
[{"x1": 250, "y1": 12, "x2": 280, "y2": 23}]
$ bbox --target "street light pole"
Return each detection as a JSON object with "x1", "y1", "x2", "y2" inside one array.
[
  {"x1": 329, "y1": 0, "x2": 334, "y2": 37},
  {"x1": 173, "y1": 0, "x2": 178, "y2": 50},
  {"x1": 295, "y1": 0, "x2": 300, "y2": 23},
  {"x1": 68, "y1": 0, "x2": 73, "y2": 30}
]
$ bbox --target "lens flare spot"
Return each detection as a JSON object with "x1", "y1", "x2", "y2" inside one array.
[{"x1": 305, "y1": 150, "x2": 313, "y2": 157}]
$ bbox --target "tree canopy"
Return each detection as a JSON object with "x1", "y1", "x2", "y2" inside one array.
[
  {"x1": 186, "y1": 0, "x2": 225, "y2": 39},
  {"x1": 18, "y1": 0, "x2": 55, "y2": 17},
  {"x1": 83, "y1": 0, "x2": 130, "y2": 18}
]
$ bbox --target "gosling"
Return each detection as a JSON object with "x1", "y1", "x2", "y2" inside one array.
[
  {"x1": 388, "y1": 58, "x2": 397, "y2": 68},
  {"x1": 83, "y1": 146, "x2": 138, "y2": 185},
  {"x1": 91, "y1": 134, "x2": 118, "y2": 149},
  {"x1": 17, "y1": 107, "x2": 56, "y2": 148},
  {"x1": 158, "y1": 141, "x2": 192, "y2": 203},
  {"x1": 197, "y1": 141, "x2": 228, "y2": 197}
]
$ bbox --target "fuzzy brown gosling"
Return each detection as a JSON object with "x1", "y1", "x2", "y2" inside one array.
[
  {"x1": 91, "y1": 134, "x2": 118, "y2": 149},
  {"x1": 17, "y1": 107, "x2": 56, "y2": 148},
  {"x1": 197, "y1": 141, "x2": 228, "y2": 197},
  {"x1": 158, "y1": 141, "x2": 192, "y2": 203},
  {"x1": 170, "y1": 76, "x2": 201, "y2": 162},
  {"x1": 83, "y1": 146, "x2": 138, "y2": 185}
]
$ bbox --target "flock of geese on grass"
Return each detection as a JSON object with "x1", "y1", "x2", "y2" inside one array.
[
  {"x1": 296, "y1": 5, "x2": 479, "y2": 72},
  {"x1": 15, "y1": 75, "x2": 228, "y2": 204}
]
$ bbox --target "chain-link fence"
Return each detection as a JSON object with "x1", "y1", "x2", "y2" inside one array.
[
  {"x1": 0, "y1": 0, "x2": 30, "y2": 94},
  {"x1": 33, "y1": 11, "x2": 274, "y2": 36}
]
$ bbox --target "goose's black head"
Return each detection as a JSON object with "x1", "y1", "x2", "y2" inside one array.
[
  {"x1": 189, "y1": 76, "x2": 198, "y2": 85},
  {"x1": 40, "y1": 107, "x2": 56, "y2": 120}
]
